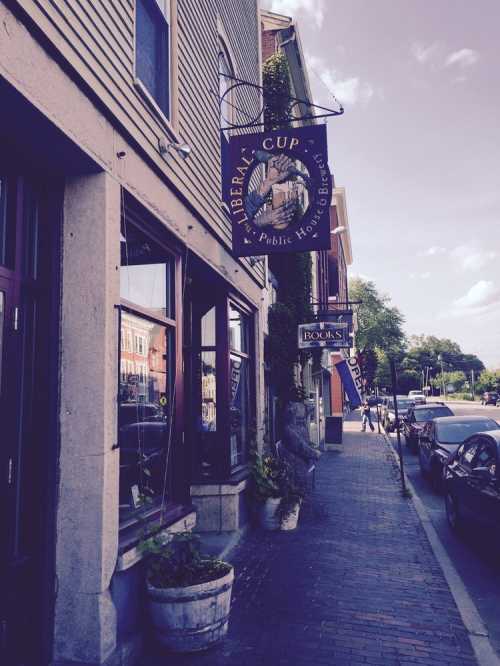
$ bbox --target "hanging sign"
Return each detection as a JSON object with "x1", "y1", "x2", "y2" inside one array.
[
  {"x1": 224, "y1": 125, "x2": 332, "y2": 256},
  {"x1": 298, "y1": 322, "x2": 350, "y2": 349},
  {"x1": 333, "y1": 353, "x2": 364, "y2": 408}
]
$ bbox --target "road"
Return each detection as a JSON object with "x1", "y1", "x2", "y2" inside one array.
[{"x1": 385, "y1": 400, "x2": 500, "y2": 658}]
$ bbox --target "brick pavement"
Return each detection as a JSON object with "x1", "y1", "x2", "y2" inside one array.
[{"x1": 143, "y1": 414, "x2": 477, "y2": 665}]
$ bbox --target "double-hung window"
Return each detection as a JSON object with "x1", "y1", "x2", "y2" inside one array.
[
  {"x1": 118, "y1": 218, "x2": 179, "y2": 530},
  {"x1": 135, "y1": 0, "x2": 170, "y2": 119}
]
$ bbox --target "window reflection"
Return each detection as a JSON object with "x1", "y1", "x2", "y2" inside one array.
[
  {"x1": 119, "y1": 311, "x2": 170, "y2": 520},
  {"x1": 229, "y1": 304, "x2": 247, "y2": 353},
  {"x1": 120, "y1": 263, "x2": 168, "y2": 318},
  {"x1": 230, "y1": 353, "x2": 248, "y2": 467}
]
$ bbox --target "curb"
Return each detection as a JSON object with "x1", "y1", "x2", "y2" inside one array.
[{"x1": 382, "y1": 429, "x2": 500, "y2": 666}]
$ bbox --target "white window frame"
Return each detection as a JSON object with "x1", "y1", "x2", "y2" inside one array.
[{"x1": 134, "y1": 0, "x2": 179, "y2": 137}]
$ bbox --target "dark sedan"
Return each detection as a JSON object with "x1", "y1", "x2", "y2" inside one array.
[
  {"x1": 444, "y1": 430, "x2": 500, "y2": 534},
  {"x1": 403, "y1": 403, "x2": 454, "y2": 452},
  {"x1": 419, "y1": 416, "x2": 499, "y2": 490}
]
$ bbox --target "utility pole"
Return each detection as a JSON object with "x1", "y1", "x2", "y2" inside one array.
[
  {"x1": 438, "y1": 354, "x2": 445, "y2": 399},
  {"x1": 390, "y1": 357, "x2": 406, "y2": 494},
  {"x1": 471, "y1": 369, "x2": 475, "y2": 401}
]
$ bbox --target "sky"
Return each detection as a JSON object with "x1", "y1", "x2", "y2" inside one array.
[{"x1": 263, "y1": 0, "x2": 500, "y2": 369}]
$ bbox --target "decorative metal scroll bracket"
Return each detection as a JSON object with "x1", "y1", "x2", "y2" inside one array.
[{"x1": 218, "y1": 73, "x2": 344, "y2": 132}]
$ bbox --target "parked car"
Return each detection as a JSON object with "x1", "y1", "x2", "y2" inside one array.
[
  {"x1": 480, "y1": 391, "x2": 499, "y2": 406},
  {"x1": 408, "y1": 390, "x2": 426, "y2": 404},
  {"x1": 443, "y1": 430, "x2": 500, "y2": 534},
  {"x1": 381, "y1": 396, "x2": 415, "y2": 432},
  {"x1": 403, "y1": 403, "x2": 454, "y2": 451},
  {"x1": 419, "y1": 416, "x2": 499, "y2": 490}
]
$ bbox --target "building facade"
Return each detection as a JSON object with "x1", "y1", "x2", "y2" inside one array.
[{"x1": 0, "y1": 1, "x2": 266, "y2": 664}]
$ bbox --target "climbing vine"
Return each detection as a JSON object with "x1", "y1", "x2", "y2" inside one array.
[{"x1": 262, "y1": 52, "x2": 313, "y2": 406}]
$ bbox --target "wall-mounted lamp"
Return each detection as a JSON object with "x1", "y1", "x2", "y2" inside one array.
[
  {"x1": 331, "y1": 225, "x2": 346, "y2": 236},
  {"x1": 158, "y1": 137, "x2": 192, "y2": 160},
  {"x1": 249, "y1": 256, "x2": 266, "y2": 267}
]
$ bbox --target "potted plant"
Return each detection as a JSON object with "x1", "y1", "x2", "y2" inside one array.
[
  {"x1": 143, "y1": 531, "x2": 234, "y2": 653},
  {"x1": 250, "y1": 452, "x2": 303, "y2": 530}
]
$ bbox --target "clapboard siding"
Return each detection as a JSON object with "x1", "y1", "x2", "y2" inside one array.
[{"x1": 12, "y1": 0, "x2": 262, "y2": 279}]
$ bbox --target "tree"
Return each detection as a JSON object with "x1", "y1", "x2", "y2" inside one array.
[
  {"x1": 349, "y1": 278, "x2": 406, "y2": 356},
  {"x1": 476, "y1": 370, "x2": 500, "y2": 393}
]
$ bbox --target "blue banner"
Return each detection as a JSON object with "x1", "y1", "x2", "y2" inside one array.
[{"x1": 333, "y1": 355, "x2": 364, "y2": 408}]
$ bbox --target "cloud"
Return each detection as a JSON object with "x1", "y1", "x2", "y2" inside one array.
[
  {"x1": 451, "y1": 245, "x2": 497, "y2": 271},
  {"x1": 269, "y1": 0, "x2": 326, "y2": 28},
  {"x1": 445, "y1": 48, "x2": 480, "y2": 68},
  {"x1": 409, "y1": 271, "x2": 431, "y2": 280},
  {"x1": 419, "y1": 245, "x2": 447, "y2": 257},
  {"x1": 452, "y1": 281, "x2": 500, "y2": 313},
  {"x1": 306, "y1": 53, "x2": 375, "y2": 106},
  {"x1": 411, "y1": 42, "x2": 439, "y2": 64}
]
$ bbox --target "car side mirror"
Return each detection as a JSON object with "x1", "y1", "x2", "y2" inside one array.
[{"x1": 471, "y1": 466, "x2": 492, "y2": 480}]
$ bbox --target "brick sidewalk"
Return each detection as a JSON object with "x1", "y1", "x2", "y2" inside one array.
[{"x1": 144, "y1": 414, "x2": 477, "y2": 665}]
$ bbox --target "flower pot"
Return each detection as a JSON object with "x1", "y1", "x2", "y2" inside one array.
[
  {"x1": 280, "y1": 501, "x2": 301, "y2": 531},
  {"x1": 258, "y1": 496, "x2": 282, "y2": 530},
  {"x1": 147, "y1": 566, "x2": 234, "y2": 652}
]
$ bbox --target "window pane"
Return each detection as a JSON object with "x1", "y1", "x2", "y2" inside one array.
[
  {"x1": 229, "y1": 304, "x2": 248, "y2": 352},
  {"x1": 119, "y1": 311, "x2": 172, "y2": 522},
  {"x1": 23, "y1": 181, "x2": 39, "y2": 279},
  {"x1": 136, "y1": 0, "x2": 169, "y2": 117},
  {"x1": 120, "y1": 222, "x2": 174, "y2": 319},
  {"x1": 201, "y1": 351, "x2": 216, "y2": 431},
  {"x1": 0, "y1": 177, "x2": 15, "y2": 268},
  {"x1": 230, "y1": 354, "x2": 248, "y2": 467},
  {"x1": 121, "y1": 263, "x2": 168, "y2": 317},
  {"x1": 201, "y1": 306, "x2": 216, "y2": 346}
]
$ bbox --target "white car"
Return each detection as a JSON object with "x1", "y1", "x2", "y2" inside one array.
[{"x1": 408, "y1": 390, "x2": 426, "y2": 405}]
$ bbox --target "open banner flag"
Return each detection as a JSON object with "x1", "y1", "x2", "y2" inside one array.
[{"x1": 333, "y1": 353, "x2": 364, "y2": 408}]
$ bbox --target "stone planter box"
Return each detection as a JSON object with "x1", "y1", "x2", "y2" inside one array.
[{"x1": 257, "y1": 497, "x2": 301, "y2": 531}]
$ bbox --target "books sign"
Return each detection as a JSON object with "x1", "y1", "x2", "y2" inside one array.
[{"x1": 298, "y1": 322, "x2": 350, "y2": 349}]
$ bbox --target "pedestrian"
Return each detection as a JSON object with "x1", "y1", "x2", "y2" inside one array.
[{"x1": 361, "y1": 401, "x2": 374, "y2": 432}]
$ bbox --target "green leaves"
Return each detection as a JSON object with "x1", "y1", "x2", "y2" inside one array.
[{"x1": 263, "y1": 52, "x2": 292, "y2": 130}]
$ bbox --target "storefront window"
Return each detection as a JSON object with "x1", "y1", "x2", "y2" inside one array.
[
  {"x1": 198, "y1": 305, "x2": 217, "y2": 478},
  {"x1": 229, "y1": 303, "x2": 251, "y2": 468},
  {"x1": 119, "y1": 222, "x2": 177, "y2": 527}
]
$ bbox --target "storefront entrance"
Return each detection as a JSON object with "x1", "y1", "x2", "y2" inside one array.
[{"x1": 0, "y1": 176, "x2": 60, "y2": 665}]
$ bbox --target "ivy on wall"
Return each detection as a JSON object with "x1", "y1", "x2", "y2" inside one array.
[
  {"x1": 262, "y1": 52, "x2": 313, "y2": 405},
  {"x1": 263, "y1": 52, "x2": 292, "y2": 131}
]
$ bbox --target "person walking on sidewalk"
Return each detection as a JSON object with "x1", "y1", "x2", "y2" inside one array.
[{"x1": 361, "y1": 400, "x2": 375, "y2": 432}]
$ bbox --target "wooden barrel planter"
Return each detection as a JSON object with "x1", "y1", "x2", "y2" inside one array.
[{"x1": 147, "y1": 565, "x2": 234, "y2": 652}]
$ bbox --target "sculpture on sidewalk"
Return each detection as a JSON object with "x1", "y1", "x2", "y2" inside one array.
[{"x1": 280, "y1": 401, "x2": 321, "y2": 490}]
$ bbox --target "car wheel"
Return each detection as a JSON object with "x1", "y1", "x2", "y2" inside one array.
[{"x1": 445, "y1": 492, "x2": 462, "y2": 532}]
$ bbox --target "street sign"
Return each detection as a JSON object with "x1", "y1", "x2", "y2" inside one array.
[{"x1": 298, "y1": 322, "x2": 350, "y2": 349}]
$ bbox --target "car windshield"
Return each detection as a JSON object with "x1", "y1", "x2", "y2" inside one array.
[
  {"x1": 397, "y1": 399, "x2": 413, "y2": 409},
  {"x1": 436, "y1": 419, "x2": 499, "y2": 443},
  {"x1": 414, "y1": 407, "x2": 451, "y2": 422}
]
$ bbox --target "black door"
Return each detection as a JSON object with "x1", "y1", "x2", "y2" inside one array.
[{"x1": 0, "y1": 176, "x2": 60, "y2": 665}]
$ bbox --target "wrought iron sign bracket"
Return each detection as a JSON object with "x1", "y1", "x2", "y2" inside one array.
[{"x1": 218, "y1": 73, "x2": 344, "y2": 132}]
